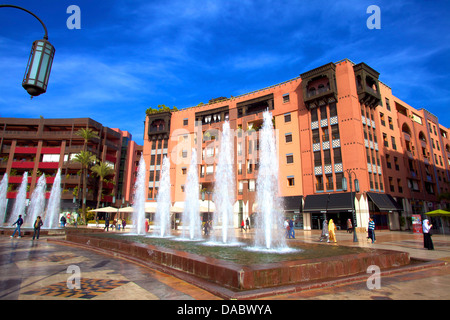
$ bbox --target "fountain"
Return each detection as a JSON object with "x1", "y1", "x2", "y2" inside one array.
[
  {"x1": 25, "y1": 174, "x2": 46, "y2": 228},
  {"x1": 154, "y1": 156, "x2": 171, "y2": 237},
  {"x1": 253, "y1": 110, "x2": 288, "y2": 251},
  {"x1": 44, "y1": 168, "x2": 61, "y2": 229},
  {"x1": 211, "y1": 121, "x2": 238, "y2": 245},
  {"x1": 0, "y1": 174, "x2": 8, "y2": 225},
  {"x1": 181, "y1": 148, "x2": 201, "y2": 240},
  {"x1": 7, "y1": 172, "x2": 28, "y2": 225},
  {"x1": 63, "y1": 112, "x2": 415, "y2": 298},
  {"x1": 132, "y1": 156, "x2": 146, "y2": 235}
]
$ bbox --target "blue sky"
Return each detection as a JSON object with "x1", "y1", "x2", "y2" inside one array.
[{"x1": 1, "y1": 0, "x2": 449, "y2": 145}]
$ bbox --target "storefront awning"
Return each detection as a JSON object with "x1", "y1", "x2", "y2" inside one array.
[
  {"x1": 282, "y1": 196, "x2": 303, "y2": 211},
  {"x1": 303, "y1": 194, "x2": 329, "y2": 213},
  {"x1": 303, "y1": 193, "x2": 354, "y2": 213},
  {"x1": 327, "y1": 193, "x2": 354, "y2": 213},
  {"x1": 367, "y1": 192, "x2": 402, "y2": 212}
]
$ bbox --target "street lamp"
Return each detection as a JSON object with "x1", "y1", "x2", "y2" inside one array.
[
  {"x1": 0, "y1": 4, "x2": 55, "y2": 97},
  {"x1": 342, "y1": 169, "x2": 360, "y2": 242}
]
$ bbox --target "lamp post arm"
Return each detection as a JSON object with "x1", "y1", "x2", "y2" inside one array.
[{"x1": 0, "y1": 4, "x2": 49, "y2": 39}]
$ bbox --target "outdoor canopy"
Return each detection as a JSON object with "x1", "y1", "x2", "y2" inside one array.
[
  {"x1": 88, "y1": 206, "x2": 119, "y2": 213},
  {"x1": 425, "y1": 209, "x2": 450, "y2": 216}
]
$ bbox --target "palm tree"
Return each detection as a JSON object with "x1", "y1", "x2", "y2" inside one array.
[
  {"x1": 75, "y1": 128, "x2": 99, "y2": 151},
  {"x1": 91, "y1": 161, "x2": 115, "y2": 209},
  {"x1": 73, "y1": 151, "x2": 97, "y2": 223}
]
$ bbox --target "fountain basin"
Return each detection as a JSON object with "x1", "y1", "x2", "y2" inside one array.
[
  {"x1": 0, "y1": 227, "x2": 66, "y2": 237},
  {"x1": 64, "y1": 230, "x2": 410, "y2": 294}
]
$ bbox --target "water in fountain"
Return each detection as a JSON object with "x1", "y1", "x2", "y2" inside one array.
[
  {"x1": 132, "y1": 156, "x2": 146, "y2": 235},
  {"x1": 0, "y1": 174, "x2": 8, "y2": 225},
  {"x1": 211, "y1": 121, "x2": 238, "y2": 245},
  {"x1": 155, "y1": 156, "x2": 171, "y2": 237},
  {"x1": 44, "y1": 168, "x2": 61, "y2": 229},
  {"x1": 181, "y1": 148, "x2": 201, "y2": 240},
  {"x1": 252, "y1": 110, "x2": 288, "y2": 251},
  {"x1": 26, "y1": 174, "x2": 46, "y2": 228},
  {"x1": 7, "y1": 172, "x2": 28, "y2": 226}
]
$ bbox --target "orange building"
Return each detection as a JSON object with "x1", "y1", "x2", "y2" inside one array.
[
  {"x1": 143, "y1": 59, "x2": 450, "y2": 232},
  {"x1": 0, "y1": 118, "x2": 142, "y2": 220}
]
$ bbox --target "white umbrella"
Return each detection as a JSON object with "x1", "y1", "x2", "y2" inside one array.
[{"x1": 88, "y1": 206, "x2": 118, "y2": 213}]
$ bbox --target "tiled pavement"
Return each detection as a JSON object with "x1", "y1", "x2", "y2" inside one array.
[{"x1": 1, "y1": 228, "x2": 449, "y2": 301}]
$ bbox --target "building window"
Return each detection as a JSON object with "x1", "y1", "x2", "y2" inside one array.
[
  {"x1": 323, "y1": 150, "x2": 331, "y2": 165},
  {"x1": 335, "y1": 173, "x2": 343, "y2": 190},
  {"x1": 283, "y1": 93, "x2": 290, "y2": 103},
  {"x1": 312, "y1": 129, "x2": 320, "y2": 144},
  {"x1": 322, "y1": 127, "x2": 329, "y2": 142},
  {"x1": 183, "y1": 118, "x2": 188, "y2": 126},
  {"x1": 285, "y1": 133, "x2": 292, "y2": 143},
  {"x1": 320, "y1": 105, "x2": 327, "y2": 120},
  {"x1": 331, "y1": 125, "x2": 339, "y2": 140},
  {"x1": 311, "y1": 108, "x2": 318, "y2": 122},
  {"x1": 326, "y1": 174, "x2": 334, "y2": 191},
  {"x1": 287, "y1": 176, "x2": 295, "y2": 186},
  {"x1": 391, "y1": 136, "x2": 397, "y2": 150},
  {"x1": 181, "y1": 185, "x2": 185, "y2": 193},
  {"x1": 238, "y1": 181, "x2": 244, "y2": 195},
  {"x1": 314, "y1": 151, "x2": 322, "y2": 166},
  {"x1": 182, "y1": 167, "x2": 187, "y2": 175},
  {"x1": 284, "y1": 113, "x2": 291, "y2": 123},
  {"x1": 397, "y1": 179, "x2": 403, "y2": 193},
  {"x1": 249, "y1": 179, "x2": 255, "y2": 191},
  {"x1": 316, "y1": 175, "x2": 324, "y2": 191},
  {"x1": 333, "y1": 148, "x2": 342, "y2": 163},
  {"x1": 385, "y1": 98, "x2": 391, "y2": 111},
  {"x1": 286, "y1": 154, "x2": 294, "y2": 164},
  {"x1": 329, "y1": 103, "x2": 337, "y2": 117}
]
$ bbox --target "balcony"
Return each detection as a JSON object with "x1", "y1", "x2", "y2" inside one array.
[
  {"x1": 38, "y1": 162, "x2": 59, "y2": 169},
  {"x1": 301, "y1": 62, "x2": 338, "y2": 109},
  {"x1": 11, "y1": 161, "x2": 34, "y2": 169},
  {"x1": 353, "y1": 63, "x2": 381, "y2": 108}
]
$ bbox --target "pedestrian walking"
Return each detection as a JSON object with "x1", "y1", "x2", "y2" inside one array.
[
  {"x1": 319, "y1": 219, "x2": 329, "y2": 242},
  {"x1": 245, "y1": 217, "x2": 250, "y2": 230},
  {"x1": 204, "y1": 220, "x2": 210, "y2": 236},
  {"x1": 32, "y1": 216, "x2": 43, "y2": 240},
  {"x1": 11, "y1": 215, "x2": 24, "y2": 238},
  {"x1": 289, "y1": 218, "x2": 295, "y2": 239},
  {"x1": 368, "y1": 217, "x2": 376, "y2": 243},
  {"x1": 60, "y1": 215, "x2": 66, "y2": 228},
  {"x1": 284, "y1": 219, "x2": 290, "y2": 238},
  {"x1": 104, "y1": 217, "x2": 110, "y2": 232},
  {"x1": 241, "y1": 220, "x2": 246, "y2": 232},
  {"x1": 347, "y1": 219, "x2": 353, "y2": 233},
  {"x1": 422, "y1": 219, "x2": 434, "y2": 250},
  {"x1": 328, "y1": 219, "x2": 337, "y2": 243},
  {"x1": 122, "y1": 219, "x2": 126, "y2": 231}
]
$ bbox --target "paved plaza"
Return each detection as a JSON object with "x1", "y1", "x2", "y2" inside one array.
[{"x1": 0, "y1": 228, "x2": 449, "y2": 301}]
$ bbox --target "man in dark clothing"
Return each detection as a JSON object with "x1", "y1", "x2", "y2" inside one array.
[
  {"x1": 104, "y1": 217, "x2": 110, "y2": 232},
  {"x1": 11, "y1": 215, "x2": 24, "y2": 238},
  {"x1": 289, "y1": 219, "x2": 295, "y2": 239}
]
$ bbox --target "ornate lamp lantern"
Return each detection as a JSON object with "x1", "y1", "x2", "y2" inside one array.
[
  {"x1": 22, "y1": 38, "x2": 55, "y2": 97},
  {"x1": 1, "y1": 4, "x2": 55, "y2": 97}
]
